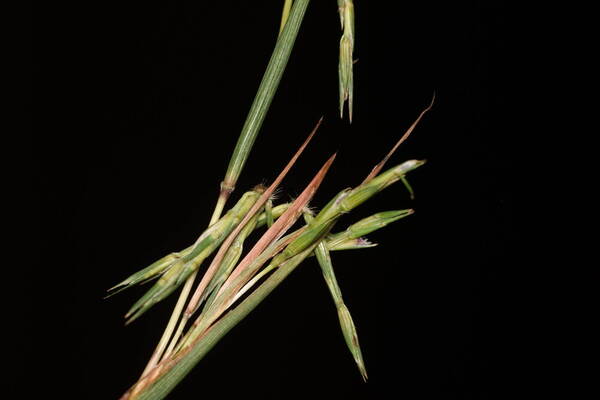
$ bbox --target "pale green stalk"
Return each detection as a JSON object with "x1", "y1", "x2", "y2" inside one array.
[{"x1": 139, "y1": 274, "x2": 197, "y2": 377}]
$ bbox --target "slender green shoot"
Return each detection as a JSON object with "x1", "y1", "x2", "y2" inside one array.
[{"x1": 219, "y1": 0, "x2": 311, "y2": 203}]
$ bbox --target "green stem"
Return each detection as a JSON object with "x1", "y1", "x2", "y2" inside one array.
[
  {"x1": 209, "y1": 193, "x2": 229, "y2": 227},
  {"x1": 159, "y1": 273, "x2": 197, "y2": 363},
  {"x1": 220, "y1": 0, "x2": 310, "y2": 194}
]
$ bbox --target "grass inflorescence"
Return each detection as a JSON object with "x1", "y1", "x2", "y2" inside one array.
[{"x1": 108, "y1": 2, "x2": 432, "y2": 399}]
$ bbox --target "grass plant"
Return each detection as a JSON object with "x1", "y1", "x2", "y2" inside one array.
[{"x1": 108, "y1": 2, "x2": 431, "y2": 398}]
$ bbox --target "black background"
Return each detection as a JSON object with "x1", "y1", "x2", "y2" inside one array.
[{"x1": 32, "y1": 1, "x2": 509, "y2": 399}]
